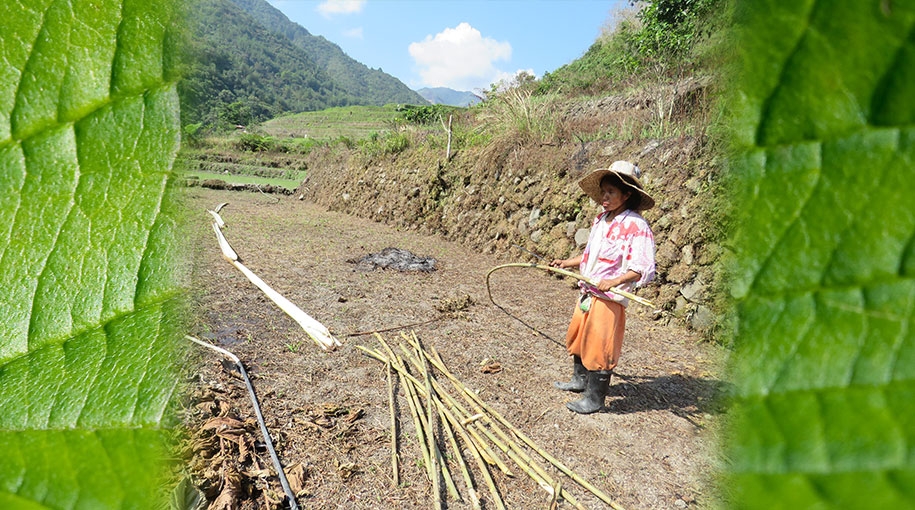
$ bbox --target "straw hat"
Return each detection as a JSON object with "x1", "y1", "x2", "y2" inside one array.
[{"x1": 578, "y1": 160, "x2": 655, "y2": 211}]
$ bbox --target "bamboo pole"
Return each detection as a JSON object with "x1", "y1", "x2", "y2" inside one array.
[
  {"x1": 485, "y1": 263, "x2": 655, "y2": 308},
  {"x1": 427, "y1": 346, "x2": 626, "y2": 510},
  {"x1": 397, "y1": 343, "x2": 512, "y2": 476},
  {"x1": 360, "y1": 341, "x2": 506, "y2": 510},
  {"x1": 386, "y1": 361, "x2": 400, "y2": 487},
  {"x1": 415, "y1": 345, "x2": 586, "y2": 508},
  {"x1": 398, "y1": 354, "x2": 434, "y2": 484},
  {"x1": 385, "y1": 336, "x2": 582, "y2": 507},
  {"x1": 431, "y1": 380, "x2": 506, "y2": 510},
  {"x1": 373, "y1": 337, "x2": 458, "y2": 502},
  {"x1": 401, "y1": 347, "x2": 587, "y2": 509},
  {"x1": 413, "y1": 335, "x2": 443, "y2": 508},
  {"x1": 437, "y1": 403, "x2": 480, "y2": 510}
]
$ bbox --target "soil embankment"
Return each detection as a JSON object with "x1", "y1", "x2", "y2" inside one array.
[{"x1": 295, "y1": 85, "x2": 720, "y2": 336}]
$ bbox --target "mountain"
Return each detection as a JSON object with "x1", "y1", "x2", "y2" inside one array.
[
  {"x1": 181, "y1": 0, "x2": 427, "y2": 130},
  {"x1": 228, "y1": 0, "x2": 427, "y2": 106},
  {"x1": 416, "y1": 87, "x2": 482, "y2": 107}
]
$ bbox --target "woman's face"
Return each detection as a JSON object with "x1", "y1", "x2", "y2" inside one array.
[{"x1": 600, "y1": 181, "x2": 631, "y2": 213}]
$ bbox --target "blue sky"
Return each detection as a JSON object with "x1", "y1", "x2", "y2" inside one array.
[{"x1": 265, "y1": 0, "x2": 627, "y2": 93}]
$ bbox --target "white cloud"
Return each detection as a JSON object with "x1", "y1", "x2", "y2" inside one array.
[
  {"x1": 317, "y1": 0, "x2": 365, "y2": 16},
  {"x1": 342, "y1": 27, "x2": 363, "y2": 39},
  {"x1": 408, "y1": 22, "x2": 512, "y2": 91}
]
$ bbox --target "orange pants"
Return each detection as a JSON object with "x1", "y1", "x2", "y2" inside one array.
[{"x1": 564, "y1": 296, "x2": 626, "y2": 371}]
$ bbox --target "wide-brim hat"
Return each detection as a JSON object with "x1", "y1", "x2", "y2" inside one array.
[{"x1": 578, "y1": 160, "x2": 655, "y2": 211}]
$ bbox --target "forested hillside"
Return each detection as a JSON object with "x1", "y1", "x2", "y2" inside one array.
[
  {"x1": 229, "y1": 0, "x2": 428, "y2": 106},
  {"x1": 180, "y1": 0, "x2": 427, "y2": 131}
]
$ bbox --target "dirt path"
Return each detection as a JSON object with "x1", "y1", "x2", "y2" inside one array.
[{"x1": 181, "y1": 188, "x2": 726, "y2": 510}]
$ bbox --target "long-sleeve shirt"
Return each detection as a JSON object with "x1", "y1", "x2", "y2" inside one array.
[{"x1": 579, "y1": 209, "x2": 656, "y2": 307}]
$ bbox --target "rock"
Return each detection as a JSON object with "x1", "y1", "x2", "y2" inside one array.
[
  {"x1": 673, "y1": 296, "x2": 690, "y2": 318},
  {"x1": 528, "y1": 208, "x2": 541, "y2": 227},
  {"x1": 575, "y1": 228, "x2": 590, "y2": 247},
  {"x1": 518, "y1": 220, "x2": 530, "y2": 236},
  {"x1": 667, "y1": 226, "x2": 685, "y2": 248},
  {"x1": 640, "y1": 140, "x2": 661, "y2": 157},
  {"x1": 681, "y1": 244, "x2": 694, "y2": 266},
  {"x1": 666, "y1": 263, "x2": 693, "y2": 284},
  {"x1": 680, "y1": 278, "x2": 704, "y2": 302},
  {"x1": 342, "y1": 192, "x2": 350, "y2": 202},
  {"x1": 531, "y1": 229, "x2": 543, "y2": 243},
  {"x1": 566, "y1": 221, "x2": 577, "y2": 238},
  {"x1": 690, "y1": 305, "x2": 715, "y2": 332},
  {"x1": 656, "y1": 242, "x2": 680, "y2": 268}
]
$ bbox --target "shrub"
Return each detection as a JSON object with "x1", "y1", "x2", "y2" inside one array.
[
  {"x1": 397, "y1": 104, "x2": 460, "y2": 125},
  {"x1": 235, "y1": 133, "x2": 277, "y2": 152}
]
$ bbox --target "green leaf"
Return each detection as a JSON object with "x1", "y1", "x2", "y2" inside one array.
[
  {"x1": 725, "y1": 1, "x2": 915, "y2": 507},
  {"x1": 0, "y1": 1, "x2": 184, "y2": 508}
]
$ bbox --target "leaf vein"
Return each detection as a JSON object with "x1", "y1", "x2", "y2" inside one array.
[{"x1": 753, "y1": 1, "x2": 818, "y2": 146}]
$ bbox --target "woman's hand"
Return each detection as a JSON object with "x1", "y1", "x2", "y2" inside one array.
[
  {"x1": 551, "y1": 255, "x2": 582, "y2": 269},
  {"x1": 597, "y1": 271, "x2": 641, "y2": 293},
  {"x1": 596, "y1": 278, "x2": 620, "y2": 292}
]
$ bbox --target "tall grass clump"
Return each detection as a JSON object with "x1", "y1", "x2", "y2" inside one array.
[
  {"x1": 476, "y1": 84, "x2": 561, "y2": 145},
  {"x1": 358, "y1": 130, "x2": 411, "y2": 157}
]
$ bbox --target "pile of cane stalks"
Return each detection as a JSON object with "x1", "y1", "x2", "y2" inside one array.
[{"x1": 357, "y1": 332, "x2": 625, "y2": 510}]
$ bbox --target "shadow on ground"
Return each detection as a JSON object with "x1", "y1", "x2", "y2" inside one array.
[{"x1": 605, "y1": 372, "x2": 731, "y2": 424}]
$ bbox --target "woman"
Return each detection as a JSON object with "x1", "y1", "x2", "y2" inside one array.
[{"x1": 551, "y1": 160, "x2": 656, "y2": 414}]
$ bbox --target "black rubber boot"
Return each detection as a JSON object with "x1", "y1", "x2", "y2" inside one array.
[
  {"x1": 566, "y1": 370, "x2": 611, "y2": 414},
  {"x1": 553, "y1": 355, "x2": 586, "y2": 392}
]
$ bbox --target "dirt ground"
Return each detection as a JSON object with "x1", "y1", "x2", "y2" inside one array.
[{"x1": 179, "y1": 187, "x2": 727, "y2": 510}]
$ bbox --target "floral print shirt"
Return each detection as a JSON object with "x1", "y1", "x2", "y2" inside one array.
[{"x1": 579, "y1": 209, "x2": 656, "y2": 307}]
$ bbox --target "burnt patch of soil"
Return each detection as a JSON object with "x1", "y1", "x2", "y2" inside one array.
[
  {"x1": 180, "y1": 188, "x2": 726, "y2": 509},
  {"x1": 347, "y1": 247, "x2": 437, "y2": 272}
]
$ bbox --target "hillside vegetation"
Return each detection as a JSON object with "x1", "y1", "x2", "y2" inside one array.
[
  {"x1": 180, "y1": 0, "x2": 427, "y2": 131},
  {"x1": 185, "y1": 0, "x2": 727, "y2": 337}
]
